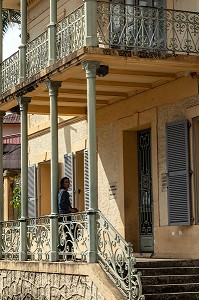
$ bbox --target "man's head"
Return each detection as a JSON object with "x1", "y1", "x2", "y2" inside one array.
[{"x1": 60, "y1": 177, "x2": 70, "y2": 190}]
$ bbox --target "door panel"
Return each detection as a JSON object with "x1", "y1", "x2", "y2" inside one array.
[{"x1": 138, "y1": 129, "x2": 153, "y2": 252}]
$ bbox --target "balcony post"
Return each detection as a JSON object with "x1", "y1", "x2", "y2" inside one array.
[
  {"x1": 0, "y1": 0, "x2": 2, "y2": 93},
  {"x1": 48, "y1": 0, "x2": 57, "y2": 65},
  {"x1": 84, "y1": 0, "x2": 98, "y2": 46},
  {"x1": 46, "y1": 80, "x2": 62, "y2": 262},
  {"x1": 17, "y1": 97, "x2": 31, "y2": 261},
  {"x1": 82, "y1": 60, "x2": 100, "y2": 263},
  {"x1": 19, "y1": 0, "x2": 27, "y2": 82},
  {"x1": 0, "y1": 111, "x2": 5, "y2": 259}
]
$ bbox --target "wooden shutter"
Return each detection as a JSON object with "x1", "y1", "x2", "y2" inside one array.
[
  {"x1": 64, "y1": 153, "x2": 74, "y2": 206},
  {"x1": 166, "y1": 120, "x2": 191, "y2": 225},
  {"x1": 28, "y1": 164, "x2": 37, "y2": 218},
  {"x1": 84, "y1": 149, "x2": 89, "y2": 210}
]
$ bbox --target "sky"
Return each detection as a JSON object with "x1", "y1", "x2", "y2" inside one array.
[{"x1": 3, "y1": 24, "x2": 20, "y2": 60}]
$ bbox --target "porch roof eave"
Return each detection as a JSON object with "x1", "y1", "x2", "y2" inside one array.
[{"x1": 1, "y1": 46, "x2": 199, "y2": 117}]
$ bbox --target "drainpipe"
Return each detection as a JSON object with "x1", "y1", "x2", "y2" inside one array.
[
  {"x1": 17, "y1": 97, "x2": 31, "y2": 261},
  {"x1": 0, "y1": 111, "x2": 5, "y2": 259},
  {"x1": 84, "y1": 0, "x2": 98, "y2": 46},
  {"x1": 82, "y1": 60, "x2": 100, "y2": 263},
  {"x1": 0, "y1": 0, "x2": 2, "y2": 93},
  {"x1": 46, "y1": 80, "x2": 62, "y2": 262},
  {"x1": 48, "y1": 0, "x2": 57, "y2": 65},
  {"x1": 19, "y1": 0, "x2": 27, "y2": 82}
]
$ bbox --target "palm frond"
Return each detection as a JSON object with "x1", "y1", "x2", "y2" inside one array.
[{"x1": 2, "y1": 9, "x2": 21, "y2": 35}]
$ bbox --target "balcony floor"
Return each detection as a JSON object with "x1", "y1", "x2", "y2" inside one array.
[{"x1": 1, "y1": 47, "x2": 199, "y2": 116}]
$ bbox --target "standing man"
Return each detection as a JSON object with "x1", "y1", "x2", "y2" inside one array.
[{"x1": 57, "y1": 177, "x2": 78, "y2": 255}]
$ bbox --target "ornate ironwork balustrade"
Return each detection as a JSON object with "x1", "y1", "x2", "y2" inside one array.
[
  {"x1": 97, "y1": 1, "x2": 199, "y2": 54},
  {"x1": 27, "y1": 216, "x2": 50, "y2": 261},
  {"x1": 26, "y1": 31, "x2": 48, "y2": 78},
  {"x1": 1, "y1": 52, "x2": 19, "y2": 94},
  {"x1": 57, "y1": 5, "x2": 85, "y2": 60},
  {"x1": 97, "y1": 211, "x2": 144, "y2": 300},
  {"x1": 1, "y1": 220, "x2": 20, "y2": 260},
  {"x1": 1, "y1": 3, "x2": 199, "y2": 96},
  {"x1": 57, "y1": 212, "x2": 88, "y2": 262},
  {"x1": 1, "y1": 211, "x2": 143, "y2": 299}
]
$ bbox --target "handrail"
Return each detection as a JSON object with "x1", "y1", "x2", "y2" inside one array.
[
  {"x1": 1, "y1": 211, "x2": 143, "y2": 299},
  {"x1": 97, "y1": 1, "x2": 199, "y2": 54},
  {"x1": 97, "y1": 210, "x2": 144, "y2": 300}
]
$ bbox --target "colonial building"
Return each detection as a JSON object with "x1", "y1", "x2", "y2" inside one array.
[{"x1": 1, "y1": 0, "x2": 199, "y2": 299}]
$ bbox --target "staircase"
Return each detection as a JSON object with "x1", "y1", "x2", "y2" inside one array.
[{"x1": 136, "y1": 259, "x2": 199, "y2": 300}]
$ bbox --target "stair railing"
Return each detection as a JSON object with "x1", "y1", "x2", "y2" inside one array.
[{"x1": 96, "y1": 211, "x2": 144, "y2": 300}]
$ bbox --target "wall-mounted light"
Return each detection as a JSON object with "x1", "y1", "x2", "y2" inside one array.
[{"x1": 96, "y1": 65, "x2": 109, "y2": 77}]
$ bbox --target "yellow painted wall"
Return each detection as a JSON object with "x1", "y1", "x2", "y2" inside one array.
[{"x1": 167, "y1": 0, "x2": 199, "y2": 11}]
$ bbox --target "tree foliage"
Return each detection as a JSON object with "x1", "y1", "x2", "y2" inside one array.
[
  {"x1": 2, "y1": 9, "x2": 21, "y2": 35},
  {"x1": 10, "y1": 185, "x2": 21, "y2": 209}
]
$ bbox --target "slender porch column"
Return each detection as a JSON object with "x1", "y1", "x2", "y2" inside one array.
[
  {"x1": 19, "y1": 0, "x2": 27, "y2": 82},
  {"x1": 46, "y1": 80, "x2": 62, "y2": 262},
  {"x1": 0, "y1": 111, "x2": 5, "y2": 259},
  {"x1": 48, "y1": 0, "x2": 57, "y2": 65},
  {"x1": 18, "y1": 97, "x2": 31, "y2": 261},
  {"x1": 0, "y1": 0, "x2": 2, "y2": 93},
  {"x1": 82, "y1": 60, "x2": 100, "y2": 263},
  {"x1": 84, "y1": 0, "x2": 98, "y2": 46}
]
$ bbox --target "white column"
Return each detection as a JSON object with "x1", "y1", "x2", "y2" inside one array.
[
  {"x1": 0, "y1": 111, "x2": 5, "y2": 259},
  {"x1": 19, "y1": 0, "x2": 27, "y2": 82},
  {"x1": 18, "y1": 97, "x2": 31, "y2": 261},
  {"x1": 48, "y1": 0, "x2": 57, "y2": 65},
  {"x1": 46, "y1": 80, "x2": 62, "y2": 261},
  {"x1": 82, "y1": 60, "x2": 100, "y2": 262},
  {"x1": 84, "y1": 0, "x2": 98, "y2": 46},
  {"x1": 0, "y1": 0, "x2": 2, "y2": 93}
]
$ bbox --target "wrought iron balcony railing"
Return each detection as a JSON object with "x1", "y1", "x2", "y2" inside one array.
[
  {"x1": 0, "y1": 2, "x2": 199, "y2": 95},
  {"x1": 97, "y1": 1, "x2": 199, "y2": 53},
  {"x1": 1, "y1": 211, "x2": 144, "y2": 300}
]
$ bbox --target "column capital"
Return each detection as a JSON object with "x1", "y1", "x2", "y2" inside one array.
[
  {"x1": 82, "y1": 61, "x2": 100, "y2": 78},
  {"x1": 18, "y1": 97, "x2": 31, "y2": 112},
  {"x1": 0, "y1": 111, "x2": 5, "y2": 124},
  {"x1": 46, "y1": 80, "x2": 62, "y2": 96}
]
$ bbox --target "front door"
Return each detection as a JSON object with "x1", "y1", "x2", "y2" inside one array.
[{"x1": 138, "y1": 129, "x2": 154, "y2": 252}]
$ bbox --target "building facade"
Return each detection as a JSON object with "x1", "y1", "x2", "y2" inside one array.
[{"x1": 1, "y1": 0, "x2": 199, "y2": 299}]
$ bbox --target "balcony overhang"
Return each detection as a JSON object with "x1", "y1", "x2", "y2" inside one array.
[
  {"x1": 2, "y1": 0, "x2": 20, "y2": 10},
  {"x1": 1, "y1": 47, "x2": 199, "y2": 117}
]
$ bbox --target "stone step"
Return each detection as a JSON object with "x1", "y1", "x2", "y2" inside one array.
[
  {"x1": 136, "y1": 259, "x2": 199, "y2": 268},
  {"x1": 144, "y1": 292, "x2": 199, "y2": 300},
  {"x1": 143, "y1": 282, "x2": 199, "y2": 294},
  {"x1": 141, "y1": 274, "x2": 199, "y2": 285},
  {"x1": 138, "y1": 266, "x2": 199, "y2": 276}
]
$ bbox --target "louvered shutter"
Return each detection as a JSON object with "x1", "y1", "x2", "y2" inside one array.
[
  {"x1": 28, "y1": 164, "x2": 37, "y2": 218},
  {"x1": 64, "y1": 153, "x2": 74, "y2": 206},
  {"x1": 166, "y1": 120, "x2": 191, "y2": 225},
  {"x1": 84, "y1": 149, "x2": 89, "y2": 210}
]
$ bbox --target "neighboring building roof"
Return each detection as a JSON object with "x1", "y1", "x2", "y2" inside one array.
[
  {"x1": 3, "y1": 145, "x2": 21, "y2": 170},
  {"x1": 3, "y1": 133, "x2": 21, "y2": 145},
  {"x1": 3, "y1": 113, "x2": 20, "y2": 124}
]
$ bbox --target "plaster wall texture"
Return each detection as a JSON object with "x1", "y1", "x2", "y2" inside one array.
[
  {"x1": 167, "y1": 0, "x2": 199, "y2": 11},
  {"x1": 97, "y1": 122, "x2": 123, "y2": 234},
  {"x1": 0, "y1": 261, "x2": 125, "y2": 300},
  {"x1": 29, "y1": 115, "x2": 49, "y2": 128},
  {"x1": 156, "y1": 94, "x2": 199, "y2": 258},
  {"x1": 28, "y1": 119, "x2": 87, "y2": 168},
  {"x1": 0, "y1": 270, "x2": 104, "y2": 300}
]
